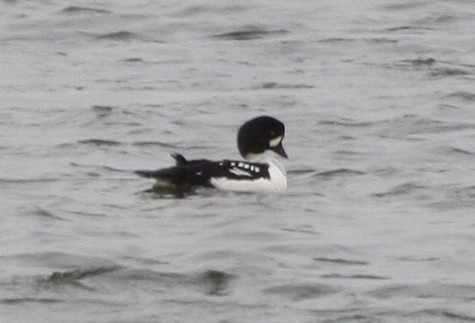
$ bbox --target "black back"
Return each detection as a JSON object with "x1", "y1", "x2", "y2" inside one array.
[{"x1": 135, "y1": 154, "x2": 270, "y2": 189}]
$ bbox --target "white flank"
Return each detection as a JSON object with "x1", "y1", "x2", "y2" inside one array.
[{"x1": 210, "y1": 152, "x2": 286, "y2": 193}]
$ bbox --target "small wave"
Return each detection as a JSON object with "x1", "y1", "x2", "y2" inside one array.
[
  {"x1": 27, "y1": 206, "x2": 64, "y2": 220},
  {"x1": 68, "y1": 210, "x2": 108, "y2": 217},
  {"x1": 141, "y1": 184, "x2": 196, "y2": 199},
  {"x1": 444, "y1": 146, "x2": 474, "y2": 156},
  {"x1": 445, "y1": 91, "x2": 475, "y2": 102},
  {"x1": 314, "y1": 169, "x2": 365, "y2": 180},
  {"x1": 381, "y1": 2, "x2": 430, "y2": 11},
  {"x1": 381, "y1": 115, "x2": 475, "y2": 137},
  {"x1": 69, "y1": 162, "x2": 130, "y2": 174},
  {"x1": 372, "y1": 182, "x2": 426, "y2": 198},
  {"x1": 395, "y1": 57, "x2": 437, "y2": 67},
  {"x1": 61, "y1": 6, "x2": 111, "y2": 15},
  {"x1": 91, "y1": 105, "x2": 113, "y2": 113},
  {"x1": 319, "y1": 119, "x2": 374, "y2": 127},
  {"x1": 366, "y1": 37, "x2": 398, "y2": 43},
  {"x1": 430, "y1": 67, "x2": 471, "y2": 77},
  {"x1": 318, "y1": 37, "x2": 356, "y2": 43},
  {"x1": 287, "y1": 168, "x2": 316, "y2": 175},
  {"x1": 78, "y1": 139, "x2": 122, "y2": 146},
  {"x1": 386, "y1": 25, "x2": 434, "y2": 32},
  {"x1": 43, "y1": 266, "x2": 120, "y2": 285},
  {"x1": 0, "y1": 297, "x2": 60, "y2": 304},
  {"x1": 398, "y1": 256, "x2": 439, "y2": 262},
  {"x1": 91, "y1": 105, "x2": 114, "y2": 118},
  {"x1": 112, "y1": 268, "x2": 185, "y2": 282},
  {"x1": 132, "y1": 141, "x2": 177, "y2": 148},
  {"x1": 392, "y1": 58, "x2": 473, "y2": 78},
  {"x1": 174, "y1": 4, "x2": 247, "y2": 17},
  {"x1": 314, "y1": 257, "x2": 369, "y2": 266},
  {"x1": 282, "y1": 226, "x2": 319, "y2": 235},
  {"x1": 4, "y1": 251, "x2": 118, "y2": 269},
  {"x1": 264, "y1": 283, "x2": 338, "y2": 301},
  {"x1": 108, "y1": 268, "x2": 232, "y2": 296},
  {"x1": 254, "y1": 82, "x2": 314, "y2": 90},
  {"x1": 370, "y1": 282, "x2": 475, "y2": 300},
  {"x1": 103, "y1": 165, "x2": 131, "y2": 173},
  {"x1": 0, "y1": 178, "x2": 59, "y2": 184},
  {"x1": 415, "y1": 14, "x2": 458, "y2": 26},
  {"x1": 95, "y1": 31, "x2": 141, "y2": 41},
  {"x1": 196, "y1": 270, "x2": 233, "y2": 296},
  {"x1": 212, "y1": 27, "x2": 288, "y2": 41},
  {"x1": 121, "y1": 58, "x2": 146, "y2": 63},
  {"x1": 429, "y1": 310, "x2": 475, "y2": 322},
  {"x1": 321, "y1": 274, "x2": 389, "y2": 280}
]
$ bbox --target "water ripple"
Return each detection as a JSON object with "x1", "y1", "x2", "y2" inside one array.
[
  {"x1": 212, "y1": 27, "x2": 288, "y2": 41},
  {"x1": 445, "y1": 91, "x2": 475, "y2": 102},
  {"x1": 314, "y1": 169, "x2": 366, "y2": 180},
  {"x1": 264, "y1": 283, "x2": 338, "y2": 301},
  {"x1": 61, "y1": 6, "x2": 111, "y2": 15},
  {"x1": 95, "y1": 31, "x2": 140, "y2": 41},
  {"x1": 320, "y1": 274, "x2": 389, "y2": 280},
  {"x1": 314, "y1": 257, "x2": 370, "y2": 266},
  {"x1": 392, "y1": 57, "x2": 474, "y2": 78},
  {"x1": 27, "y1": 206, "x2": 65, "y2": 220},
  {"x1": 77, "y1": 139, "x2": 122, "y2": 146},
  {"x1": 253, "y1": 82, "x2": 314, "y2": 90},
  {"x1": 43, "y1": 266, "x2": 120, "y2": 286},
  {"x1": 369, "y1": 282, "x2": 475, "y2": 300},
  {"x1": 196, "y1": 270, "x2": 233, "y2": 296},
  {"x1": 0, "y1": 297, "x2": 61, "y2": 304},
  {"x1": 372, "y1": 182, "x2": 427, "y2": 198},
  {"x1": 91, "y1": 105, "x2": 114, "y2": 118}
]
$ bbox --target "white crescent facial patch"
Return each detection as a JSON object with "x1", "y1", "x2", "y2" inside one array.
[{"x1": 269, "y1": 135, "x2": 283, "y2": 148}]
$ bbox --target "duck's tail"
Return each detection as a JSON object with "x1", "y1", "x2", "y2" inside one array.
[{"x1": 135, "y1": 153, "x2": 189, "y2": 184}]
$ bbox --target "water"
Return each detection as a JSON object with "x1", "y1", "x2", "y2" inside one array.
[{"x1": 1, "y1": 0, "x2": 475, "y2": 322}]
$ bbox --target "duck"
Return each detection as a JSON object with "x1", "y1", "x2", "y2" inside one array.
[{"x1": 135, "y1": 116, "x2": 287, "y2": 194}]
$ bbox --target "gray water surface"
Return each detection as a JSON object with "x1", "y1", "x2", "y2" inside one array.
[{"x1": 1, "y1": 0, "x2": 475, "y2": 322}]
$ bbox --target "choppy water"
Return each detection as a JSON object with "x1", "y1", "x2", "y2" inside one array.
[{"x1": 1, "y1": 0, "x2": 475, "y2": 322}]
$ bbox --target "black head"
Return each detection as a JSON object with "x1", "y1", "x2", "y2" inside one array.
[{"x1": 237, "y1": 116, "x2": 288, "y2": 160}]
